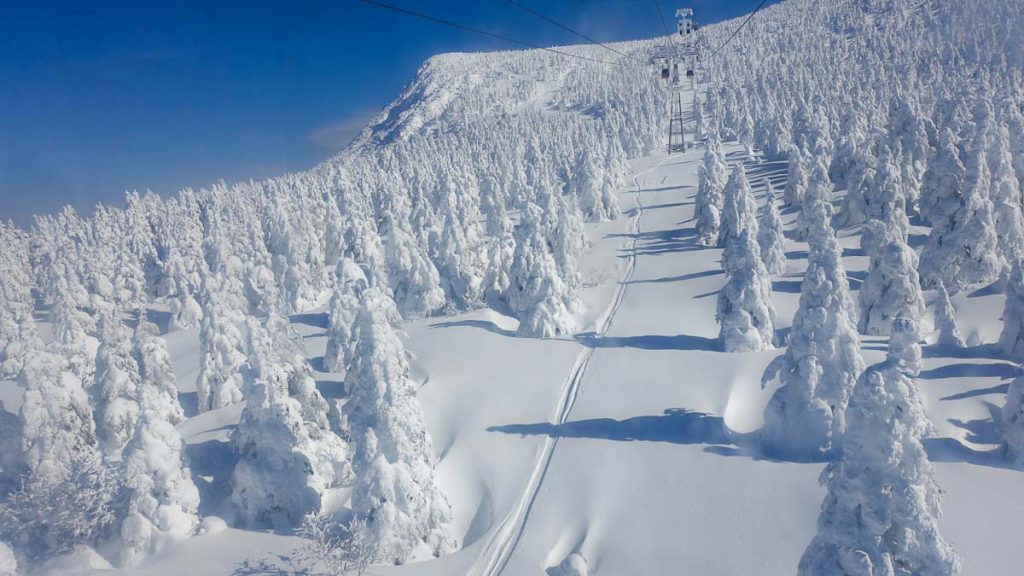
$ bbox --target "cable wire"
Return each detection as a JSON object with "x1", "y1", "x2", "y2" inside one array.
[
  {"x1": 499, "y1": 0, "x2": 646, "y2": 65},
  {"x1": 354, "y1": 0, "x2": 627, "y2": 66},
  {"x1": 707, "y1": 0, "x2": 771, "y2": 59},
  {"x1": 652, "y1": 0, "x2": 674, "y2": 39}
]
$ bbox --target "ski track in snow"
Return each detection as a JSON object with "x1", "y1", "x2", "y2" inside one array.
[{"x1": 467, "y1": 154, "x2": 674, "y2": 576}]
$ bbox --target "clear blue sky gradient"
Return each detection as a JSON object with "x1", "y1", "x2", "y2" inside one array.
[{"x1": 0, "y1": 0, "x2": 776, "y2": 225}]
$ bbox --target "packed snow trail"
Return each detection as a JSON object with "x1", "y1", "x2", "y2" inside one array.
[{"x1": 467, "y1": 155, "x2": 674, "y2": 576}]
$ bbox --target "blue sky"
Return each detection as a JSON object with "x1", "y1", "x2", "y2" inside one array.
[{"x1": 0, "y1": 0, "x2": 774, "y2": 225}]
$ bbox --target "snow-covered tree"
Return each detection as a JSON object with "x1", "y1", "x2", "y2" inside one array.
[
  {"x1": 18, "y1": 349, "x2": 97, "y2": 483},
  {"x1": 509, "y1": 203, "x2": 577, "y2": 338},
  {"x1": 344, "y1": 288, "x2": 456, "y2": 562},
  {"x1": 784, "y1": 145, "x2": 809, "y2": 206},
  {"x1": 324, "y1": 259, "x2": 369, "y2": 373},
  {"x1": 230, "y1": 318, "x2": 332, "y2": 529},
  {"x1": 695, "y1": 141, "x2": 728, "y2": 246},
  {"x1": 541, "y1": 190, "x2": 587, "y2": 298},
  {"x1": 920, "y1": 128, "x2": 966, "y2": 226},
  {"x1": 717, "y1": 229, "x2": 776, "y2": 352},
  {"x1": 933, "y1": 280, "x2": 964, "y2": 348},
  {"x1": 999, "y1": 263, "x2": 1024, "y2": 361},
  {"x1": 989, "y1": 126, "x2": 1024, "y2": 268},
  {"x1": 859, "y1": 144, "x2": 911, "y2": 255},
  {"x1": 920, "y1": 152, "x2": 1002, "y2": 291},
  {"x1": 574, "y1": 149, "x2": 621, "y2": 222},
  {"x1": 0, "y1": 449, "x2": 120, "y2": 564},
  {"x1": 0, "y1": 221, "x2": 36, "y2": 379},
  {"x1": 119, "y1": 410, "x2": 200, "y2": 566},
  {"x1": 858, "y1": 235, "x2": 926, "y2": 336},
  {"x1": 433, "y1": 180, "x2": 485, "y2": 310},
  {"x1": 195, "y1": 277, "x2": 247, "y2": 412},
  {"x1": 480, "y1": 190, "x2": 517, "y2": 304},
  {"x1": 760, "y1": 197, "x2": 864, "y2": 459},
  {"x1": 795, "y1": 161, "x2": 834, "y2": 243},
  {"x1": 799, "y1": 318, "x2": 960, "y2": 576},
  {"x1": 49, "y1": 279, "x2": 97, "y2": 382},
  {"x1": 132, "y1": 313, "x2": 185, "y2": 425},
  {"x1": 758, "y1": 180, "x2": 787, "y2": 276},
  {"x1": 381, "y1": 214, "x2": 446, "y2": 319},
  {"x1": 90, "y1": 313, "x2": 144, "y2": 456},
  {"x1": 719, "y1": 163, "x2": 759, "y2": 249}
]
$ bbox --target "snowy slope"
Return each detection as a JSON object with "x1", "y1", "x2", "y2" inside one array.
[
  {"x1": 5, "y1": 0, "x2": 1024, "y2": 574},
  {"x1": 82, "y1": 141, "x2": 1021, "y2": 575}
]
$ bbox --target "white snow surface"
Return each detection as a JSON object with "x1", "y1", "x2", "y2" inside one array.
[
  {"x1": 1, "y1": 143, "x2": 1010, "y2": 574},
  {"x1": 3, "y1": 1, "x2": 1023, "y2": 572}
]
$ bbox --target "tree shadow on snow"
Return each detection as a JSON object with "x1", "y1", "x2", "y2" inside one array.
[
  {"x1": 940, "y1": 383, "x2": 1010, "y2": 401},
  {"x1": 612, "y1": 227, "x2": 704, "y2": 258},
  {"x1": 918, "y1": 362, "x2": 1020, "y2": 381},
  {"x1": 639, "y1": 201, "x2": 688, "y2": 212},
  {"x1": 922, "y1": 437, "x2": 1013, "y2": 471},
  {"x1": 179, "y1": 391, "x2": 199, "y2": 418},
  {"x1": 289, "y1": 312, "x2": 329, "y2": 330},
  {"x1": 429, "y1": 319, "x2": 517, "y2": 338},
  {"x1": 946, "y1": 401, "x2": 1004, "y2": 445},
  {"x1": 488, "y1": 408, "x2": 732, "y2": 446},
  {"x1": 968, "y1": 281, "x2": 1004, "y2": 299},
  {"x1": 315, "y1": 379, "x2": 347, "y2": 401},
  {"x1": 923, "y1": 343, "x2": 1001, "y2": 360},
  {"x1": 628, "y1": 269, "x2": 721, "y2": 285},
  {"x1": 771, "y1": 279, "x2": 803, "y2": 294},
  {"x1": 488, "y1": 408, "x2": 833, "y2": 464},
  {"x1": 187, "y1": 438, "x2": 239, "y2": 517},
  {"x1": 576, "y1": 333, "x2": 719, "y2": 352}
]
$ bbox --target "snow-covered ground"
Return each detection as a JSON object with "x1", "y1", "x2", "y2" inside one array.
[
  {"x1": 3, "y1": 0, "x2": 1023, "y2": 573},
  {"x1": 33, "y1": 139, "x2": 1014, "y2": 575}
]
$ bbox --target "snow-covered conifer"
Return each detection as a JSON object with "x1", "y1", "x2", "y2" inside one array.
[
  {"x1": 859, "y1": 144, "x2": 910, "y2": 254},
  {"x1": 132, "y1": 313, "x2": 185, "y2": 425},
  {"x1": 784, "y1": 145, "x2": 809, "y2": 206},
  {"x1": 344, "y1": 288, "x2": 456, "y2": 562},
  {"x1": 195, "y1": 277, "x2": 247, "y2": 412},
  {"x1": 933, "y1": 280, "x2": 964, "y2": 348},
  {"x1": 575, "y1": 149, "x2": 621, "y2": 222},
  {"x1": 795, "y1": 161, "x2": 834, "y2": 243},
  {"x1": 91, "y1": 313, "x2": 144, "y2": 456},
  {"x1": 230, "y1": 318, "x2": 330, "y2": 529},
  {"x1": 761, "y1": 198, "x2": 863, "y2": 458},
  {"x1": 381, "y1": 214, "x2": 446, "y2": 319},
  {"x1": 119, "y1": 410, "x2": 200, "y2": 566},
  {"x1": 541, "y1": 190, "x2": 587, "y2": 298},
  {"x1": 480, "y1": 191, "x2": 517, "y2": 304},
  {"x1": 989, "y1": 126, "x2": 1024, "y2": 268},
  {"x1": 719, "y1": 163, "x2": 759, "y2": 249},
  {"x1": 695, "y1": 141, "x2": 728, "y2": 247},
  {"x1": 18, "y1": 349, "x2": 97, "y2": 483},
  {"x1": 0, "y1": 222, "x2": 35, "y2": 379},
  {"x1": 323, "y1": 259, "x2": 369, "y2": 373},
  {"x1": 999, "y1": 263, "x2": 1024, "y2": 361},
  {"x1": 509, "y1": 203, "x2": 577, "y2": 338},
  {"x1": 920, "y1": 128, "x2": 966, "y2": 226},
  {"x1": 434, "y1": 181, "x2": 485, "y2": 310},
  {"x1": 857, "y1": 236, "x2": 925, "y2": 336},
  {"x1": 758, "y1": 180, "x2": 787, "y2": 276},
  {"x1": 717, "y1": 229, "x2": 775, "y2": 352},
  {"x1": 49, "y1": 279, "x2": 97, "y2": 382},
  {"x1": 919, "y1": 154, "x2": 1002, "y2": 291},
  {"x1": 799, "y1": 318, "x2": 960, "y2": 576}
]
